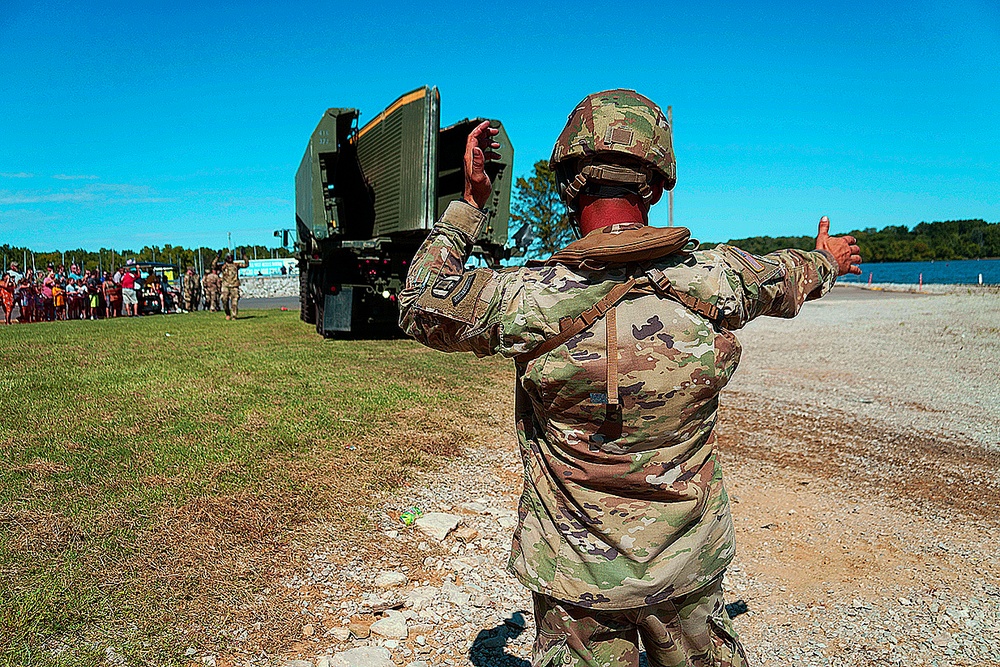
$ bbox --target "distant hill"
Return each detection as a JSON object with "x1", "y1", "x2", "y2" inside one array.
[{"x1": 703, "y1": 219, "x2": 1000, "y2": 262}]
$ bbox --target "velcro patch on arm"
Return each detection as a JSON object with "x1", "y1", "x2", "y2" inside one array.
[
  {"x1": 721, "y1": 245, "x2": 781, "y2": 288},
  {"x1": 415, "y1": 271, "x2": 490, "y2": 325}
]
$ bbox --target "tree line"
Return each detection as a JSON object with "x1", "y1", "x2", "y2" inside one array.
[
  {"x1": 509, "y1": 160, "x2": 999, "y2": 262},
  {"x1": 708, "y1": 219, "x2": 1000, "y2": 262},
  {"x1": 0, "y1": 243, "x2": 293, "y2": 274}
]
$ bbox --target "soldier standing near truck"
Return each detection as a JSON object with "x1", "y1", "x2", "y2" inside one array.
[
  {"x1": 203, "y1": 268, "x2": 221, "y2": 312},
  {"x1": 219, "y1": 255, "x2": 247, "y2": 320},
  {"x1": 183, "y1": 267, "x2": 202, "y2": 312},
  {"x1": 399, "y1": 91, "x2": 861, "y2": 667}
]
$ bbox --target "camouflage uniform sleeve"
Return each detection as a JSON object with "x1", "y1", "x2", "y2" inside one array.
[
  {"x1": 710, "y1": 244, "x2": 839, "y2": 329},
  {"x1": 398, "y1": 201, "x2": 525, "y2": 357}
]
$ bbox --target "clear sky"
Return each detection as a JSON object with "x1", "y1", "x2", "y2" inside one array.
[{"x1": 2, "y1": 0, "x2": 998, "y2": 251}]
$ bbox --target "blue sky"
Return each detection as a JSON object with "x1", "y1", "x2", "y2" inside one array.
[{"x1": 1, "y1": 0, "x2": 998, "y2": 251}]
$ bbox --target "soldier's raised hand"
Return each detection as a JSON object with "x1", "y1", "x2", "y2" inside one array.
[
  {"x1": 815, "y1": 216, "x2": 863, "y2": 276},
  {"x1": 463, "y1": 120, "x2": 501, "y2": 209}
]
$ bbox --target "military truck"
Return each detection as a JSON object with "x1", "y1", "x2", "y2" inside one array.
[{"x1": 295, "y1": 86, "x2": 514, "y2": 336}]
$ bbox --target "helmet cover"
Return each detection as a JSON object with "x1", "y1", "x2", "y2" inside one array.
[{"x1": 551, "y1": 89, "x2": 676, "y2": 206}]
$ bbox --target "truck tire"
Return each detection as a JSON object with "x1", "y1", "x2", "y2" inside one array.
[
  {"x1": 300, "y1": 265, "x2": 315, "y2": 324},
  {"x1": 315, "y1": 300, "x2": 326, "y2": 337}
]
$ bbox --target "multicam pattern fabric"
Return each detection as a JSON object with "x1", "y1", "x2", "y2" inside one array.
[
  {"x1": 221, "y1": 285, "x2": 240, "y2": 318},
  {"x1": 550, "y1": 89, "x2": 676, "y2": 191},
  {"x1": 399, "y1": 201, "x2": 838, "y2": 610},
  {"x1": 203, "y1": 272, "x2": 221, "y2": 311},
  {"x1": 532, "y1": 575, "x2": 745, "y2": 667},
  {"x1": 220, "y1": 262, "x2": 241, "y2": 288},
  {"x1": 183, "y1": 272, "x2": 201, "y2": 311}
]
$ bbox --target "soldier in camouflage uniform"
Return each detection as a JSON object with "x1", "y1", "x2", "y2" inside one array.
[
  {"x1": 182, "y1": 267, "x2": 201, "y2": 312},
  {"x1": 203, "y1": 268, "x2": 222, "y2": 312},
  {"x1": 219, "y1": 255, "x2": 247, "y2": 320},
  {"x1": 399, "y1": 91, "x2": 862, "y2": 667}
]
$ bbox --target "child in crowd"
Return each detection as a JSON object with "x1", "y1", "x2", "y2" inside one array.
[
  {"x1": 66, "y1": 278, "x2": 80, "y2": 320},
  {"x1": 105, "y1": 278, "x2": 122, "y2": 318},
  {"x1": 41, "y1": 271, "x2": 55, "y2": 321},
  {"x1": 19, "y1": 271, "x2": 35, "y2": 323},
  {"x1": 52, "y1": 281, "x2": 67, "y2": 321},
  {"x1": 88, "y1": 285, "x2": 99, "y2": 319}
]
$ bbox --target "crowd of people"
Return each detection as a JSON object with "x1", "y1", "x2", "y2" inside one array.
[{"x1": 0, "y1": 259, "x2": 234, "y2": 325}]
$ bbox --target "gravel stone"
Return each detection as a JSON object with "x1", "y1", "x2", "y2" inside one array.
[
  {"x1": 415, "y1": 513, "x2": 462, "y2": 541},
  {"x1": 373, "y1": 571, "x2": 409, "y2": 588},
  {"x1": 323, "y1": 647, "x2": 393, "y2": 667},
  {"x1": 370, "y1": 610, "x2": 408, "y2": 639}
]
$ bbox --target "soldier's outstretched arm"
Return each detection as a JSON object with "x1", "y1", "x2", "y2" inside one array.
[
  {"x1": 397, "y1": 201, "x2": 521, "y2": 356},
  {"x1": 715, "y1": 216, "x2": 862, "y2": 328},
  {"x1": 399, "y1": 122, "x2": 525, "y2": 356}
]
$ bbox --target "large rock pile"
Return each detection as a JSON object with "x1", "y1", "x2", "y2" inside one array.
[{"x1": 240, "y1": 275, "x2": 299, "y2": 299}]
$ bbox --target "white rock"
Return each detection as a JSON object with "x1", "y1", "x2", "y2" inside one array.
[
  {"x1": 323, "y1": 648, "x2": 393, "y2": 667},
  {"x1": 497, "y1": 515, "x2": 518, "y2": 530},
  {"x1": 449, "y1": 558, "x2": 474, "y2": 573},
  {"x1": 383, "y1": 640, "x2": 399, "y2": 650},
  {"x1": 329, "y1": 626, "x2": 351, "y2": 641},
  {"x1": 374, "y1": 571, "x2": 409, "y2": 588},
  {"x1": 459, "y1": 502, "x2": 488, "y2": 514},
  {"x1": 441, "y1": 581, "x2": 471, "y2": 606},
  {"x1": 406, "y1": 661, "x2": 429, "y2": 667},
  {"x1": 415, "y1": 513, "x2": 461, "y2": 541},
  {"x1": 405, "y1": 587, "x2": 438, "y2": 611},
  {"x1": 370, "y1": 610, "x2": 408, "y2": 639},
  {"x1": 285, "y1": 661, "x2": 314, "y2": 667}
]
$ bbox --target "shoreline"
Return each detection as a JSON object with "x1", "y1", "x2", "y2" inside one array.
[{"x1": 835, "y1": 281, "x2": 1000, "y2": 295}]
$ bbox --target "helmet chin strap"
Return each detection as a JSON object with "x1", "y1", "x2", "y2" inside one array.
[{"x1": 564, "y1": 163, "x2": 654, "y2": 206}]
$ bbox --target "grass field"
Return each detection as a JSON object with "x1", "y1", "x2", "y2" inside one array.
[{"x1": 0, "y1": 311, "x2": 508, "y2": 666}]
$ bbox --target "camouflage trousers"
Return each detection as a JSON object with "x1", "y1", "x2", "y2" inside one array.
[
  {"x1": 221, "y1": 286, "x2": 240, "y2": 318},
  {"x1": 183, "y1": 292, "x2": 199, "y2": 311},
  {"x1": 532, "y1": 576, "x2": 746, "y2": 667},
  {"x1": 205, "y1": 289, "x2": 220, "y2": 312}
]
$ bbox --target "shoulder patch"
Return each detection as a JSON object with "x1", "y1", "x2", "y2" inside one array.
[
  {"x1": 416, "y1": 271, "x2": 491, "y2": 324},
  {"x1": 719, "y1": 245, "x2": 781, "y2": 287}
]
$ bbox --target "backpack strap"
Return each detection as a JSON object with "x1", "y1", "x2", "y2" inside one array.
[
  {"x1": 516, "y1": 276, "x2": 639, "y2": 364},
  {"x1": 644, "y1": 267, "x2": 720, "y2": 321},
  {"x1": 605, "y1": 305, "x2": 619, "y2": 405}
]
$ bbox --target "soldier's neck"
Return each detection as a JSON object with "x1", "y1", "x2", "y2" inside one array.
[{"x1": 577, "y1": 197, "x2": 648, "y2": 236}]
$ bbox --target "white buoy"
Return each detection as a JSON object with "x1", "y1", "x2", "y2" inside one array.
[{"x1": 979, "y1": 273, "x2": 984, "y2": 285}]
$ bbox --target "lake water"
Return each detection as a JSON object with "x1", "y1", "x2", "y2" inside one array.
[{"x1": 839, "y1": 258, "x2": 1000, "y2": 285}]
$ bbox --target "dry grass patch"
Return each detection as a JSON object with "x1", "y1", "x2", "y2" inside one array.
[{"x1": 0, "y1": 311, "x2": 511, "y2": 666}]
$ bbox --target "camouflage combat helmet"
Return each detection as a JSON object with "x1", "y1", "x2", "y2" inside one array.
[{"x1": 550, "y1": 89, "x2": 676, "y2": 211}]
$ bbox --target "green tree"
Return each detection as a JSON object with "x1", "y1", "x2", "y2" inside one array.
[
  {"x1": 706, "y1": 219, "x2": 999, "y2": 262},
  {"x1": 509, "y1": 160, "x2": 573, "y2": 257}
]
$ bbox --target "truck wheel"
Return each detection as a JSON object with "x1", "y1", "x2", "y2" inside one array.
[
  {"x1": 315, "y1": 300, "x2": 325, "y2": 336},
  {"x1": 300, "y1": 267, "x2": 315, "y2": 324}
]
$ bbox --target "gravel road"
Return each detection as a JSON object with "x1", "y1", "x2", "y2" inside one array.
[{"x1": 227, "y1": 286, "x2": 999, "y2": 667}]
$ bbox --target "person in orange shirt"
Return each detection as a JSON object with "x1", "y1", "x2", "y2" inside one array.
[
  {"x1": 52, "y1": 282, "x2": 67, "y2": 321},
  {"x1": 0, "y1": 272, "x2": 14, "y2": 325}
]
